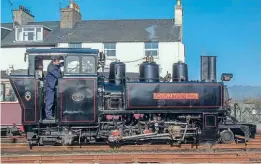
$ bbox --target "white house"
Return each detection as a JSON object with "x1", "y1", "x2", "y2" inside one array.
[{"x1": 1, "y1": 0, "x2": 185, "y2": 77}]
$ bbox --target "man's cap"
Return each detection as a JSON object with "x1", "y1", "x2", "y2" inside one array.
[{"x1": 51, "y1": 56, "x2": 62, "y2": 60}]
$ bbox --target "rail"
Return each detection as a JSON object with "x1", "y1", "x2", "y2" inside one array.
[
  {"x1": 2, "y1": 152, "x2": 261, "y2": 163},
  {"x1": 1, "y1": 136, "x2": 261, "y2": 163},
  {"x1": 1, "y1": 138, "x2": 261, "y2": 152}
]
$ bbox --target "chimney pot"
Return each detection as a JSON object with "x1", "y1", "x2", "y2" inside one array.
[
  {"x1": 174, "y1": 0, "x2": 183, "y2": 26},
  {"x1": 60, "y1": 1, "x2": 81, "y2": 28},
  {"x1": 177, "y1": 0, "x2": 181, "y2": 6},
  {"x1": 12, "y1": 5, "x2": 34, "y2": 25}
]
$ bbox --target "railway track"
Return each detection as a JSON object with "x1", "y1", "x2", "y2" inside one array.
[
  {"x1": 0, "y1": 136, "x2": 26, "y2": 143},
  {"x1": 1, "y1": 135, "x2": 261, "y2": 144},
  {"x1": 2, "y1": 152, "x2": 261, "y2": 163},
  {"x1": 1, "y1": 136, "x2": 261, "y2": 152},
  {"x1": 1, "y1": 140, "x2": 261, "y2": 153},
  {"x1": 1, "y1": 136, "x2": 261, "y2": 163}
]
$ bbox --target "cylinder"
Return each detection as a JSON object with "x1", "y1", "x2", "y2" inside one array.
[
  {"x1": 108, "y1": 61, "x2": 126, "y2": 85},
  {"x1": 208, "y1": 56, "x2": 216, "y2": 82},
  {"x1": 139, "y1": 61, "x2": 159, "y2": 82},
  {"x1": 172, "y1": 61, "x2": 188, "y2": 82}
]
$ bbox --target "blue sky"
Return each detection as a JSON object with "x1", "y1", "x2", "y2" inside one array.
[{"x1": 1, "y1": 0, "x2": 261, "y2": 86}]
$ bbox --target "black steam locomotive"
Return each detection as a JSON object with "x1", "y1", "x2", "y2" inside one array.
[{"x1": 9, "y1": 48, "x2": 256, "y2": 147}]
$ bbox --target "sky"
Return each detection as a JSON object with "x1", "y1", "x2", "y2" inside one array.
[{"x1": 1, "y1": 0, "x2": 261, "y2": 86}]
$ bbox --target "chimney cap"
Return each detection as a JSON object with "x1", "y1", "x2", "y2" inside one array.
[
  {"x1": 13, "y1": 5, "x2": 35, "y2": 17},
  {"x1": 69, "y1": 0, "x2": 80, "y2": 12},
  {"x1": 18, "y1": 5, "x2": 31, "y2": 14},
  {"x1": 177, "y1": 0, "x2": 181, "y2": 6}
]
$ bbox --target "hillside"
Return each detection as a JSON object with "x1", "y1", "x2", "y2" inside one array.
[{"x1": 228, "y1": 86, "x2": 261, "y2": 100}]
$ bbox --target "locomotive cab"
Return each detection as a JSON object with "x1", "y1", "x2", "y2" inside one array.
[{"x1": 9, "y1": 48, "x2": 101, "y2": 126}]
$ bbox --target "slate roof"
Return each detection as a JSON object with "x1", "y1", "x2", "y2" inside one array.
[
  {"x1": 1, "y1": 19, "x2": 181, "y2": 47},
  {"x1": 1, "y1": 28, "x2": 12, "y2": 40},
  {"x1": 62, "y1": 19, "x2": 180, "y2": 42},
  {"x1": 1, "y1": 23, "x2": 13, "y2": 40},
  {"x1": 1, "y1": 23, "x2": 13, "y2": 29},
  {"x1": 1, "y1": 21, "x2": 69, "y2": 47}
]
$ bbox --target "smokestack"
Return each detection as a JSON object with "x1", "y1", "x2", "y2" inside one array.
[
  {"x1": 200, "y1": 56, "x2": 217, "y2": 82},
  {"x1": 200, "y1": 56, "x2": 209, "y2": 81},
  {"x1": 208, "y1": 56, "x2": 216, "y2": 82}
]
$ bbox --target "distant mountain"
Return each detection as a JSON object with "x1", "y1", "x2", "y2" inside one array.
[{"x1": 228, "y1": 86, "x2": 261, "y2": 100}]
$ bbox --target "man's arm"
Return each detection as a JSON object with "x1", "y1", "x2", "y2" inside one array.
[
  {"x1": 49, "y1": 65, "x2": 60, "y2": 79},
  {"x1": 59, "y1": 61, "x2": 64, "y2": 67}
]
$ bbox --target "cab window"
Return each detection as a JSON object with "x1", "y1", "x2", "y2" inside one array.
[
  {"x1": 66, "y1": 56, "x2": 80, "y2": 74},
  {"x1": 82, "y1": 56, "x2": 95, "y2": 74}
]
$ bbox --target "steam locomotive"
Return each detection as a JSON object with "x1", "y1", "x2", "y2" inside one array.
[{"x1": 9, "y1": 48, "x2": 256, "y2": 147}]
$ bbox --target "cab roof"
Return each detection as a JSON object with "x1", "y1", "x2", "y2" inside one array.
[{"x1": 26, "y1": 48, "x2": 99, "y2": 54}]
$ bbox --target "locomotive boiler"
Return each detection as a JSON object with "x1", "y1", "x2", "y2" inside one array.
[{"x1": 9, "y1": 48, "x2": 256, "y2": 147}]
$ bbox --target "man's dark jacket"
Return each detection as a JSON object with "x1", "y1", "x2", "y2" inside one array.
[{"x1": 44, "y1": 62, "x2": 63, "y2": 89}]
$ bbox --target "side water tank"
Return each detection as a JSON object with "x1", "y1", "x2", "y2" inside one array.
[
  {"x1": 172, "y1": 61, "x2": 188, "y2": 82},
  {"x1": 139, "y1": 58, "x2": 159, "y2": 82},
  {"x1": 109, "y1": 61, "x2": 126, "y2": 85}
]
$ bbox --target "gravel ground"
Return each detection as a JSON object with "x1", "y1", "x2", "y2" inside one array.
[{"x1": 2, "y1": 148, "x2": 261, "y2": 157}]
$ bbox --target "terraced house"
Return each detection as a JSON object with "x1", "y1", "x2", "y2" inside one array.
[{"x1": 1, "y1": 0, "x2": 184, "y2": 77}]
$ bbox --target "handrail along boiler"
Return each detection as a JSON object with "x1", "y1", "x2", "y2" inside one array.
[{"x1": 9, "y1": 48, "x2": 256, "y2": 146}]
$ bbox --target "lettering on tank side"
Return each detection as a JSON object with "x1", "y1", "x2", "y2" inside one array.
[{"x1": 153, "y1": 93, "x2": 199, "y2": 100}]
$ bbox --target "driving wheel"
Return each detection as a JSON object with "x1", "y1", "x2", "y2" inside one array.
[{"x1": 220, "y1": 129, "x2": 234, "y2": 144}]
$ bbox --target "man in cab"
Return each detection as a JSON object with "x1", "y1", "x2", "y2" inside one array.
[{"x1": 44, "y1": 56, "x2": 64, "y2": 120}]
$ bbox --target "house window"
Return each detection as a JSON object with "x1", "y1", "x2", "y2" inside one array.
[
  {"x1": 144, "y1": 42, "x2": 158, "y2": 57},
  {"x1": 69, "y1": 43, "x2": 82, "y2": 48},
  {"x1": 104, "y1": 43, "x2": 116, "y2": 57},
  {"x1": 15, "y1": 26, "x2": 43, "y2": 41}
]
